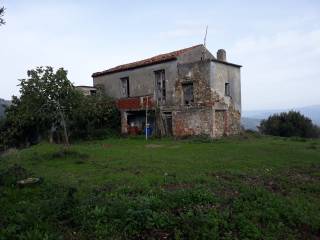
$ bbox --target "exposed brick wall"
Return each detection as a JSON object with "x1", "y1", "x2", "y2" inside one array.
[
  {"x1": 172, "y1": 108, "x2": 213, "y2": 137},
  {"x1": 175, "y1": 60, "x2": 213, "y2": 107},
  {"x1": 227, "y1": 105, "x2": 241, "y2": 135},
  {"x1": 214, "y1": 110, "x2": 225, "y2": 137},
  {"x1": 213, "y1": 108, "x2": 240, "y2": 138}
]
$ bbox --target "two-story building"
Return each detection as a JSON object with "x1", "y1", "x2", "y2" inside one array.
[{"x1": 92, "y1": 44, "x2": 241, "y2": 138}]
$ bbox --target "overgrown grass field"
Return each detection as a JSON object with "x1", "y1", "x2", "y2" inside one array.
[{"x1": 0, "y1": 135, "x2": 320, "y2": 239}]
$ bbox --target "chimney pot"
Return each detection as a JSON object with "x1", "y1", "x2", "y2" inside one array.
[{"x1": 217, "y1": 49, "x2": 226, "y2": 61}]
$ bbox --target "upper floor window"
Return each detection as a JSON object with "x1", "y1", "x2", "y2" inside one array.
[
  {"x1": 121, "y1": 77, "x2": 129, "y2": 98},
  {"x1": 155, "y1": 70, "x2": 166, "y2": 103},
  {"x1": 225, "y1": 82, "x2": 231, "y2": 97},
  {"x1": 182, "y1": 82, "x2": 194, "y2": 105}
]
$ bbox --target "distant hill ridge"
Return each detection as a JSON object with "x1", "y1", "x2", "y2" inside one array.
[{"x1": 242, "y1": 105, "x2": 320, "y2": 130}]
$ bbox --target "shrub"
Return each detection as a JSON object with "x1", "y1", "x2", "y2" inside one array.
[
  {"x1": 259, "y1": 111, "x2": 320, "y2": 138},
  {"x1": 0, "y1": 164, "x2": 29, "y2": 186},
  {"x1": 68, "y1": 95, "x2": 120, "y2": 141}
]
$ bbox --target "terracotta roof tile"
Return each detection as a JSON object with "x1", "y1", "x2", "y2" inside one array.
[{"x1": 92, "y1": 44, "x2": 203, "y2": 77}]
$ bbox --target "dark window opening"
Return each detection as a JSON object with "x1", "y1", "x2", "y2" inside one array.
[
  {"x1": 90, "y1": 90, "x2": 97, "y2": 96},
  {"x1": 225, "y1": 82, "x2": 231, "y2": 96},
  {"x1": 155, "y1": 70, "x2": 166, "y2": 103},
  {"x1": 121, "y1": 77, "x2": 129, "y2": 98},
  {"x1": 182, "y1": 82, "x2": 194, "y2": 105}
]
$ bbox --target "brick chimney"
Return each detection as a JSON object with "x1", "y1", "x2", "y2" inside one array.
[{"x1": 217, "y1": 49, "x2": 226, "y2": 61}]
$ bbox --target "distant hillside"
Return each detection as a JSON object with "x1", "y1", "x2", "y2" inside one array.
[
  {"x1": 242, "y1": 105, "x2": 320, "y2": 130},
  {"x1": 0, "y1": 98, "x2": 11, "y2": 118},
  {"x1": 241, "y1": 117, "x2": 261, "y2": 131}
]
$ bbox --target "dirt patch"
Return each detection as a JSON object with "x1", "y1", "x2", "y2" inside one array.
[
  {"x1": 102, "y1": 144, "x2": 112, "y2": 149},
  {"x1": 133, "y1": 169, "x2": 142, "y2": 175},
  {"x1": 145, "y1": 144, "x2": 163, "y2": 148},
  {"x1": 209, "y1": 168, "x2": 320, "y2": 196},
  {"x1": 207, "y1": 172, "x2": 285, "y2": 194}
]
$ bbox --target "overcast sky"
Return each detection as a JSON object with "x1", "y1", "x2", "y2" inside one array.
[{"x1": 1, "y1": 0, "x2": 320, "y2": 110}]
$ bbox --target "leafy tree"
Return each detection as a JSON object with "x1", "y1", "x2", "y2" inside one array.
[
  {"x1": 259, "y1": 111, "x2": 320, "y2": 138},
  {"x1": 0, "y1": 66, "x2": 120, "y2": 149},
  {"x1": 0, "y1": 7, "x2": 5, "y2": 26},
  {"x1": 0, "y1": 67, "x2": 81, "y2": 147}
]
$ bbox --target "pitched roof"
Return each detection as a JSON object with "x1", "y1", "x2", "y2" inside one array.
[
  {"x1": 92, "y1": 44, "x2": 203, "y2": 77},
  {"x1": 75, "y1": 85, "x2": 96, "y2": 89}
]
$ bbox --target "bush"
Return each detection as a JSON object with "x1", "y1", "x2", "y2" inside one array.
[
  {"x1": 0, "y1": 164, "x2": 29, "y2": 186},
  {"x1": 69, "y1": 95, "x2": 120, "y2": 140},
  {"x1": 259, "y1": 111, "x2": 320, "y2": 138}
]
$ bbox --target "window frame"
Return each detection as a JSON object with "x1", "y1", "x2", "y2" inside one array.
[
  {"x1": 154, "y1": 69, "x2": 166, "y2": 104},
  {"x1": 120, "y1": 77, "x2": 130, "y2": 98},
  {"x1": 225, "y1": 82, "x2": 231, "y2": 97},
  {"x1": 182, "y1": 82, "x2": 194, "y2": 106}
]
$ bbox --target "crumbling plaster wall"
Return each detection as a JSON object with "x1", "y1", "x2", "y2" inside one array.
[
  {"x1": 92, "y1": 45, "x2": 214, "y2": 108},
  {"x1": 172, "y1": 59, "x2": 241, "y2": 138},
  {"x1": 210, "y1": 61, "x2": 241, "y2": 136},
  {"x1": 210, "y1": 61, "x2": 241, "y2": 112},
  {"x1": 93, "y1": 61, "x2": 178, "y2": 105},
  {"x1": 172, "y1": 60, "x2": 214, "y2": 137},
  {"x1": 177, "y1": 45, "x2": 214, "y2": 64},
  {"x1": 175, "y1": 59, "x2": 213, "y2": 107},
  {"x1": 227, "y1": 105, "x2": 241, "y2": 135}
]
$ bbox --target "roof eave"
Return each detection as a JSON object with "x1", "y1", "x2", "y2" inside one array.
[
  {"x1": 76, "y1": 85, "x2": 96, "y2": 89},
  {"x1": 92, "y1": 57, "x2": 177, "y2": 78},
  {"x1": 211, "y1": 59, "x2": 242, "y2": 68}
]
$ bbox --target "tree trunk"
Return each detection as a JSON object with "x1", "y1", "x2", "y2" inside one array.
[{"x1": 58, "y1": 109, "x2": 70, "y2": 147}]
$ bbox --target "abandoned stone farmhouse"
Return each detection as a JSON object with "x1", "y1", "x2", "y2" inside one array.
[{"x1": 91, "y1": 44, "x2": 242, "y2": 138}]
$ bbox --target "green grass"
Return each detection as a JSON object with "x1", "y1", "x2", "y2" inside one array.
[{"x1": 1, "y1": 135, "x2": 320, "y2": 239}]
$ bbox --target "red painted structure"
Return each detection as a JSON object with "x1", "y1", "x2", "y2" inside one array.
[{"x1": 116, "y1": 95, "x2": 155, "y2": 110}]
